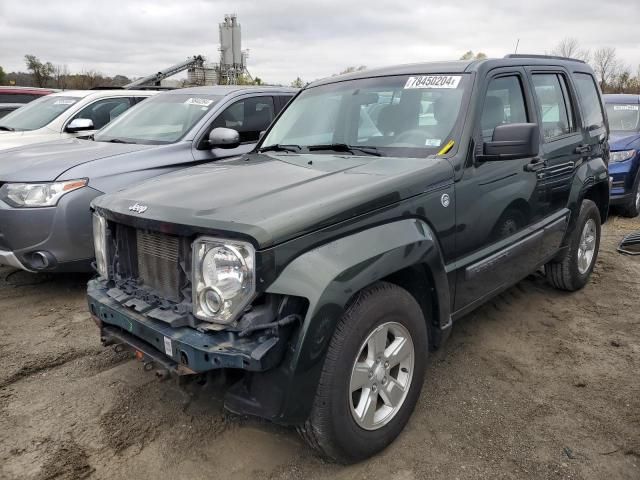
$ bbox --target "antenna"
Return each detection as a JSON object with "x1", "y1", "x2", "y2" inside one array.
[{"x1": 514, "y1": 39, "x2": 520, "y2": 54}]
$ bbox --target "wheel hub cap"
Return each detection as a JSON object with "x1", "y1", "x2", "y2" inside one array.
[
  {"x1": 349, "y1": 321, "x2": 415, "y2": 431},
  {"x1": 577, "y1": 219, "x2": 596, "y2": 275}
]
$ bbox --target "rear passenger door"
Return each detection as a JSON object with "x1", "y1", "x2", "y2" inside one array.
[
  {"x1": 192, "y1": 95, "x2": 276, "y2": 161},
  {"x1": 572, "y1": 72, "x2": 608, "y2": 170},
  {"x1": 526, "y1": 69, "x2": 584, "y2": 257}
]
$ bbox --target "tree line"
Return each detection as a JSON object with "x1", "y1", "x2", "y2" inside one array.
[
  {"x1": 0, "y1": 55, "x2": 132, "y2": 89},
  {"x1": 549, "y1": 38, "x2": 639, "y2": 93}
]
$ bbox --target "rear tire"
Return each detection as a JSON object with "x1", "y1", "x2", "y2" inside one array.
[
  {"x1": 620, "y1": 175, "x2": 640, "y2": 218},
  {"x1": 298, "y1": 281, "x2": 428, "y2": 464},
  {"x1": 545, "y1": 199, "x2": 601, "y2": 291}
]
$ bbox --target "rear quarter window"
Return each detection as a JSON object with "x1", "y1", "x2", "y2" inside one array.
[{"x1": 573, "y1": 73, "x2": 605, "y2": 131}]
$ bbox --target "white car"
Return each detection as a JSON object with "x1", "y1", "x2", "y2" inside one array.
[{"x1": 0, "y1": 89, "x2": 157, "y2": 151}]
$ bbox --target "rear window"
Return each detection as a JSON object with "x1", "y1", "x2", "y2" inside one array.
[
  {"x1": 573, "y1": 73, "x2": 605, "y2": 131},
  {"x1": 0, "y1": 93, "x2": 41, "y2": 103}
]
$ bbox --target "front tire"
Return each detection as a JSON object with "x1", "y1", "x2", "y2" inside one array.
[
  {"x1": 545, "y1": 199, "x2": 601, "y2": 291},
  {"x1": 298, "y1": 281, "x2": 428, "y2": 463}
]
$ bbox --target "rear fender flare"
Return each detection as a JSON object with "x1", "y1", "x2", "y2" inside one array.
[{"x1": 568, "y1": 157, "x2": 609, "y2": 231}]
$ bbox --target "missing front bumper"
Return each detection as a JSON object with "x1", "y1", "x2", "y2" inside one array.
[{"x1": 88, "y1": 280, "x2": 289, "y2": 374}]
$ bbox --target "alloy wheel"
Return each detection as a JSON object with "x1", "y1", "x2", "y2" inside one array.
[
  {"x1": 577, "y1": 218, "x2": 597, "y2": 274},
  {"x1": 349, "y1": 321, "x2": 415, "y2": 430}
]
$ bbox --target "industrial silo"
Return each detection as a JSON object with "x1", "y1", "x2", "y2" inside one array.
[
  {"x1": 231, "y1": 15, "x2": 242, "y2": 66},
  {"x1": 219, "y1": 15, "x2": 234, "y2": 67}
]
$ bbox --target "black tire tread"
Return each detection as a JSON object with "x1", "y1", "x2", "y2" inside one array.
[
  {"x1": 298, "y1": 282, "x2": 422, "y2": 463},
  {"x1": 620, "y1": 178, "x2": 639, "y2": 218},
  {"x1": 545, "y1": 199, "x2": 600, "y2": 291}
]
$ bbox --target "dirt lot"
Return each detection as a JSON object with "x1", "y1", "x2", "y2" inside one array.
[{"x1": 0, "y1": 216, "x2": 638, "y2": 480}]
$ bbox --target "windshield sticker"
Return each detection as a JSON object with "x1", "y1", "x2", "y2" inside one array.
[
  {"x1": 185, "y1": 97, "x2": 214, "y2": 107},
  {"x1": 425, "y1": 138, "x2": 442, "y2": 147},
  {"x1": 613, "y1": 105, "x2": 639, "y2": 111},
  {"x1": 404, "y1": 75, "x2": 462, "y2": 89},
  {"x1": 53, "y1": 99, "x2": 77, "y2": 105}
]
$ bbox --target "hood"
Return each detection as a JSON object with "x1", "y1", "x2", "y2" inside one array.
[
  {"x1": 93, "y1": 152, "x2": 454, "y2": 248},
  {"x1": 0, "y1": 138, "x2": 153, "y2": 182},
  {"x1": 0, "y1": 129, "x2": 60, "y2": 152},
  {"x1": 609, "y1": 131, "x2": 640, "y2": 150}
]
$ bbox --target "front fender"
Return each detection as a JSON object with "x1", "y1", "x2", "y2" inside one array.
[{"x1": 263, "y1": 218, "x2": 450, "y2": 424}]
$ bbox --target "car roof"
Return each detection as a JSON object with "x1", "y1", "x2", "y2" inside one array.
[
  {"x1": 604, "y1": 94, "x2": 640, "y2": 104},
  {"x1": 161, "y1": 85, "x2": 299, "y2": 96},
  {"x1": 46, "y1": 89, "x2": 158, "y2": 99},
  {"x1": 308, "y1": 55, "x2": 595, "y2": 88}
]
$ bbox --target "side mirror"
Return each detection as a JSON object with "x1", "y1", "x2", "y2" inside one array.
[
  {"x1": 480, "y1": 123, "x2": 539, "y2": 161},
  {"x1": 66, "y1": 118, "x2": 94, "y2": 133},
  {"x1": 208, "y1": 127, "x2": 240, "y2": 149}
]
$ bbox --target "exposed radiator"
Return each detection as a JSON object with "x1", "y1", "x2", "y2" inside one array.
[{"x1": 136, "y1": 230, "x2": 181, "y2": 302}]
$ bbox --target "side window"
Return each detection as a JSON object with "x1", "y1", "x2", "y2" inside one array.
[
  {"x1": 211, "y1": 96, "x2": 275, "y2": 143},
  {"x1": 573, "y1": 73, "x2": 605, "y2": 131},
  {"x1": 72, "y1": 97, "x2": 133, "y2": 130},
  {"x1": 531, "y1": 74, "x2": 576, "y2": 140},
  {"x1": 481, "y1": 76, "x2": 528, "y2": 141}
]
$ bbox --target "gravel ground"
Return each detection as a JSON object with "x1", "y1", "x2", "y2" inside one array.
[{"x1": 0, "y1": 216, "x2": 638, "y2": 480}]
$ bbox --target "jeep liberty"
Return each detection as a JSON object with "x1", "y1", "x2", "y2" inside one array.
[{"x1": 87, "y1": 55, "x2": 610, "y2": 463}]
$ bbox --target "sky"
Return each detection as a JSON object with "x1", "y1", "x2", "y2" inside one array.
[{"x1": 0, "y1": 0, "x2": 639, "y2": 85}]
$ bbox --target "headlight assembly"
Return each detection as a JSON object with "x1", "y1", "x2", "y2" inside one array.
[
  {"x1": 92, "y1": 213, "x2": 109, "y2": 279},
  {"x1": 610, "y1": 149, "x2": 636, "y2": 163},
  {"x1": 192, "y1": 237, "x2": 255, "y2": 325},
  {"x1": 0, "y1": 179, "x2": 87, "y2": 207}
]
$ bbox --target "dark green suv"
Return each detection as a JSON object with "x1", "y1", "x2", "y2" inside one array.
[{"x1": 87, "y1": 55, "x2": 610, "y2": 463}]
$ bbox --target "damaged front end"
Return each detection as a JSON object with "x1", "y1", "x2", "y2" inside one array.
[
  {"x1": 88, "y1": 281, "x2": 302, "y2": 374},
  {"x1": 87, "y1": 211, "x2": 308, "y2": 419}
]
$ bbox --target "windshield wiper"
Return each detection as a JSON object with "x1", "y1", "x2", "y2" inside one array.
[
  {"x1": 306, "y1": 143, "x2": 383, "y2": 156},
  {"x1": 106, "y1": 138, "x2": 132, "y2": 144},
  {"x1": 0, "y1": 126, "x2": 15, "y2": 131},
  {"x1": 258, "y1": 144, "x2": 301, "y2": 153}
]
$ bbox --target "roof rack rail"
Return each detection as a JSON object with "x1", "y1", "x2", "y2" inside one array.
[{"x1": 504, "y1": 54, "x2": 586, "y2": 64}]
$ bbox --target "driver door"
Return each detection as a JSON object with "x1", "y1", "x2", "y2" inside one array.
[{"x1": 453, "y1": 68, "x2": 546, "y2": 312}]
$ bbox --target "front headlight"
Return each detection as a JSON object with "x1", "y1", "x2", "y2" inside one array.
[
  {"x1": 92, "y1": 213, "x2": 109, "y2": 279},
  {"x1": 0, "y1": 179, "x2": 87, "y2": 207},
  {"x1": 192, "y1": 237, "x2": 255, "y2": 325},
  {"x1": 610, "y1": 150, "x2": 636, "y2": 163}
]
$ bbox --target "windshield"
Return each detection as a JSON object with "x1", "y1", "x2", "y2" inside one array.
[
  {"x1": 605, "y1": 103, "x2": 639, "y2": 132},
  {"x1": 0, "y1": 95, "x2": 79, "y2": 131},
  {"x1": 95, "y1": 94, "x2": 223, "y2": 144},
  {"x1": 261, "y1": 74, "x2": 470, "y2": 157}
]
